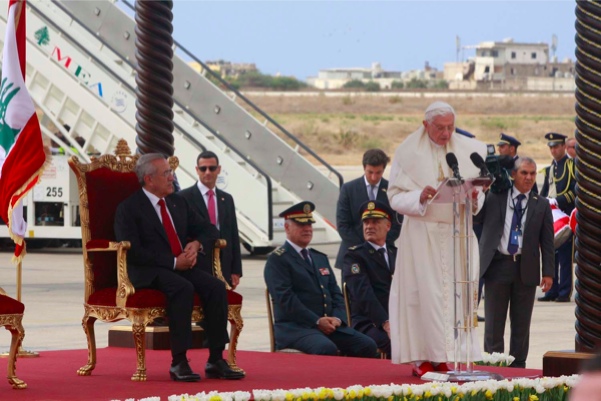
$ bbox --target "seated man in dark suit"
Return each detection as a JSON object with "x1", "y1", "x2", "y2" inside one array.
[
  {"x1": 114, "y1": 153, "x2": 244, "y2": 382},
  {"x1": 342, "y1": 200, "x2": 396, "y2": 358},
  {"x1": 335, "y1": 149, "x2": 401, "y2": 268},
  {"x1": 179, "y1": 151, "x2": 242, "y2": 289},
  {"x1": 264, "y1": 201, "x2": 377, "y2": 357}
]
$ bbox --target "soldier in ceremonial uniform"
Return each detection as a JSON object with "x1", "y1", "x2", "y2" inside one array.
[
  {"x1": 497, "y1": 133, "x2": 521, "y2": 160},
  {"x1": 539, "y1": 132, "x2": 576, "y2": 303},
  {"x1": 342, "y1": 200, "x2": 396, "y2": 358},
  {"x1": 264, "y1": 202, "x2": 377, "y2": 357}
]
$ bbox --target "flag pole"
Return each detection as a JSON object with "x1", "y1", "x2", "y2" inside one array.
[{"x1": 16, "y1": 260, "x2": 21, "y2": 301}]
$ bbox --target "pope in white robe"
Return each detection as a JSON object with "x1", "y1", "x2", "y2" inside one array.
[{"x1": 387, "y1": 101, "x2": 487, "y2": 373}]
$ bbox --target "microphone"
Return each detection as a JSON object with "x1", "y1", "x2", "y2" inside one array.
[
  {"x1": 470, "y1": 152, "x2": 490, "y2": 178},
  {"x1": 445, "y1": 152, "x2": 461, "y2": 180}
]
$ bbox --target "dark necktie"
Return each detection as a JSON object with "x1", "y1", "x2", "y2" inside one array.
[
  {"x1": 507, "y1": 194, "x2": 526, "y2": 255},
  {"x1": 158, "y1": 199, "x2": 183, "y2": 256},
  {"x1": 377, "y1": 247, "x2": 389, "y2": 269},
  {"x1": 300, "y1": 248, "x2": 312, "y2": 265}
]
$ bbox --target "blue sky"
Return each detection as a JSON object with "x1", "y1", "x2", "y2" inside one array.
[{"x1": 133, "y1": 1, "x2": 577, "y2": 81}]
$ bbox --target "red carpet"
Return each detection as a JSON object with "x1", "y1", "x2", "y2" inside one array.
[{"x1": 0, "y1": 348, "x2": 543, "y2": 401}]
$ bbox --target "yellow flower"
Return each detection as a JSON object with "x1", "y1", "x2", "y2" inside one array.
[
  {"x1": 364, "y1": 388, "x2": 372, "y2": 396},
  {"x1": 285, "y1": 393, "x2": 294, "y2": 401},
  {"x1": 348, "y1": 390, "x2": 357, "y2": 399},
  {"x1": 209, "y1": 396, "x2": 222, "y2": 401},
  {"x1": 513, "y1": 397, "x2": 520, "y2": 401},
  {"x1": 425, "y1": 390, "x2": 432, "y2": 397},
  {"x1": 485, "y1": 389, "x2": 493, "y2": 400},
  {"x1": 387, "y1": 396, "x2": 394, "y2": 401},
  {"x1": 529, "y1": 395, "x2": 539, "y2": 401}
]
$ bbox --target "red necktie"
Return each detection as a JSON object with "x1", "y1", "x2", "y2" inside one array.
[
  {"x1": 158, "y1": 199, "x2": 182, "y2": 256},
  {"x1": 207, "y1": 189, "x2": 217, "y2": 226}
]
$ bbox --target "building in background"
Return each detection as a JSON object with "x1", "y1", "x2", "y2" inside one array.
[
  {"x1": 444, "y1": 39, "x2": 575, "y2": 91},
  {"x1": 307, "y1": 62, "x2": 443, "y2": 90},
  {"x1": 189, "y1": 60, "x2": 258, "y2": 79}
]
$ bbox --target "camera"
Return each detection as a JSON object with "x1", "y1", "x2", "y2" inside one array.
[{"x1": 485, "y1": 144, "x2": 514, "y2": 194}]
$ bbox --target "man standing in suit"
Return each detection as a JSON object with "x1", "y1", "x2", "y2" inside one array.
[
  {"x1": 477, "y1": 156, "x2": 554, "y2": 368},
  {"x1": 335, "y1": 149, "x2": 401, "y2": 268},
  {"x1": 539, "y1": 132, "x2": 576, "y2": 303},
  {"x1": 114, "y1": 154, "x2": 244, "y2": 382},
  {"x1": 342, "y1": 200, "x2": 396, "y2": 358},
  {"x1": 264, "y1": 201, "x2": 377, "y2": 357},
  {"x1": 179, "y1": 151, "x2": 242, "y2": 289}
]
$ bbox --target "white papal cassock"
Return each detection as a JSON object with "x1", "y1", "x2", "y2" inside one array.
[{"x1": 387, "y1": 124, "x2": 487, "y2": 364}]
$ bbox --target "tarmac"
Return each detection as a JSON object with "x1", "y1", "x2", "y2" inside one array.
[
  {"x1": 0, "y1": 244, "x2": 577, "y2": 370},
  {"x1": 0, "y1": 165, "x2": 576, "y2": 370}
]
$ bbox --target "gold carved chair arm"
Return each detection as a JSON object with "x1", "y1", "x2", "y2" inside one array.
[
  {"x1": 212, "y1": 239, "x2": 230, "y2": 290},
  {"x1": 86, "y1": 240, "x2": 134, "y2": 308}
]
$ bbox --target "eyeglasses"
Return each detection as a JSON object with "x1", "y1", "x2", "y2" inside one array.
[
  {"x1": 432, "y1": 123, "x2": 455, "y2": 134},
  {"x1": 197, "y1": 165, "x2": 218, "y2": 172}
]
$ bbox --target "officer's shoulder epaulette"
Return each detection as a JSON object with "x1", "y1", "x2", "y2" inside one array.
[
  {"x1": 347, "y1": 244, "x2": 364, "y2": 251},
  {"x1": 271, "y1": 246, "x2": 287, "y2": 256},
  {"x1": 309, "y1": 248, "x2": 328, "y2": 257}
]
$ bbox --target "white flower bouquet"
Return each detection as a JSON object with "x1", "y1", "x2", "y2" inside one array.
[{"x1": 474, "y1": 351, "x2": 516, "y2": 367}]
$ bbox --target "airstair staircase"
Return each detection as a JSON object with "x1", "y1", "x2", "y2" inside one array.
[{"x1": 0, "y1": 0, "x2": 342, "y2": 253}]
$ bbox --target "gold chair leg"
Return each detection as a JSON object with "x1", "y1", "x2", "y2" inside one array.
[
  {"x1": 227, "y1": 305, "x2": 244, "y2": 373},
  {"x1": 78, "y1": 312, "x2": 97, "y2": 376},
  {"x1": 5, "y1": 317, "x2": 27, "y2": 389},
  {"x1": 131, "y1": 322, "x2": 147, "y2": 381}
]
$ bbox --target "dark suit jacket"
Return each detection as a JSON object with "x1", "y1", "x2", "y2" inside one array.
[
  {"x1": 540, "y1": 155, "x2": 576, "y2": 215},
  {"x1": 114, "y1": 189, "x2": 219, "y2": 288},
  {"x1": 476, "y1": 189, "x2": 554, "y2": 286},
  {"x1": 264, "y1": 241, "x2": 353, "y2": 349},
  {"x1": 341, "y1": 242, "x2": 396, "y2": 330},
  {"x1": 178, "y1": 184, "x2": 242, "y2": 284},
  {"x1": 335, "y1": 176, "x2": 401, "y2": 268}
]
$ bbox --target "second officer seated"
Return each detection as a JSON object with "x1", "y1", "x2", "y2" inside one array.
[
  {"x1": 342, "y1": 200, "x2": 396, "y2": 358},
  {"x1": 264, "y1": 201, "x2": 378, "y2": 357}
]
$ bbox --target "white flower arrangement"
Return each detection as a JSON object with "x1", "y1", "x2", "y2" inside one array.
[
  {"x1": 474, "y1": 351, "x2": 516, "y2": 367},
  {"x1": 127, "y1": 375, "x2": 577, "y2": 401}
]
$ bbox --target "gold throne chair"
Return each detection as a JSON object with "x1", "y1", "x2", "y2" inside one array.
[
  {"x1": 68, "y1": 140, "x2": 243, "y2": 381},
  {"x1": 0, "y1": 286, "x2": 27, "y2": 389}
]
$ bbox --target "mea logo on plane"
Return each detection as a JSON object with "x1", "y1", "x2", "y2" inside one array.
[{"x1": 34, "y1": 26, "x2": 128, "y2": 113}]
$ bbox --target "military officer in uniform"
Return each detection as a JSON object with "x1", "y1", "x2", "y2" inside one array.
[
  {"x1": 539, "y1": 132, "x2": 576, "y2": 302},
  {"x1": 264, "y1": 201, "x2": 377, "y2": 357},
  {"x1": 497, "y1": 133, "x2": 521, "y2": 160},
  {"x1": 342, "y1": 200, "x2": 396, "y2": 358}
]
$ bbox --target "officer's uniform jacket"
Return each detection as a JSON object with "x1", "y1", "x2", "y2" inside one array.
[
  {"x1": 264, "y1": 241, "x2": 352, "y2": 349},
  {"x1": 540, "y1": 154, "x2": 576, "y2": 214},
  {"x1": 341, "y1": 242, "x2": 396, "y2": 331}
]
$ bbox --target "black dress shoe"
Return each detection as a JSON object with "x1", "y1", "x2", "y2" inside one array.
[
  {"x1": 538, "y1": 295, "x2": 557, "y2": 302},
  {"x1": 555, "y1": 296, "x2": 571, "y2": 302},
  {"x1": 170, "y1": 360, "x2": 201, "y2": 382},
  {"x1": 477, "y1": 315, "x2": 485, "y2": 322},
  {"x1": 205, "y1": 359, "x2": 245, "y2": 380}
]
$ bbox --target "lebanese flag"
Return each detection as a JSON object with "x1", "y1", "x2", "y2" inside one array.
[{"x1": 0, "y1": 0, "x2": 48, "y2": 262}]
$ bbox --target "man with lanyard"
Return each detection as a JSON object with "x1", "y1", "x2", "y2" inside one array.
[
  {"x1": 538, "y1": 132, "x2": 576, "y2": 303},
  {"x1": 477, "y1": 156, "x2": 554, "y2": 368}
]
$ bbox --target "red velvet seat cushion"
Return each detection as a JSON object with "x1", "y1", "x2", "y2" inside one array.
[
  {"x1": 0, "y1": 294, "x2": 25, "y2": 314},
  {"x1": 227, "y1": 290, "x2": 242, "y2": 305},
  {"x1": 88, "y1": 287, "x2": 242, "y2": 308}
]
